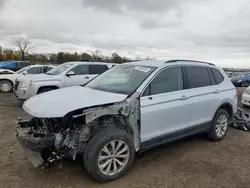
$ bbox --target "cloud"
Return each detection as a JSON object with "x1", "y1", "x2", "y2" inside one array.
[
  {"x1": 1, "y1": 0, "x2": 250, "y2": 67},
  {"x1": 82, "y1": 0, "x2": 197, "y2": 14},
  {"x1": 0, "y1": 0, "x2": 7, "y2": 9}
]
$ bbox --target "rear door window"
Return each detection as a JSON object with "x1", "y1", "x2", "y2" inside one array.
[
  {"x1": 26, "y1": 67, "x2": 42, "y2": 74},
  {"x1": 211, "y1": 68, "x2": 224, "y2": 84},
  {"x1": 43, "y1": 66, "x2": 54, "y2": 73},
  {"x1": 89, "y1": 65, "x2": 109, "y2": 74},
  {"x1": 183, "y1": 66, "x2": 211, "y2": 89},
  {"x1": 70, "y1": 65, "x2": 89, "y2": 75}
]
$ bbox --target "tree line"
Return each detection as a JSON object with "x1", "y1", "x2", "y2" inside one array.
[{"x1": 0, "y1": 37, "x2": 154, "y2": 64}]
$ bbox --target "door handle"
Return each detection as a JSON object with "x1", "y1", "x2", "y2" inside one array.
[
  {"x1": 180, "y1": 95, "x2": 189, "y2": 100},
  {"x1": 85, "y1": 76, "x2": 90, "y2": 79},
  {"x1": 148, "y1": 96, "x2": 153, "y2": 100},
  {"x1": 213, "y1": 89, "x2": 219, "y2": 94}
]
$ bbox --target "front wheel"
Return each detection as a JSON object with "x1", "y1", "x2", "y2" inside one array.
[
  {"x1": 208, "y1": 109, "x2": 229, "y2": 141},
  {"x1": 84, "y1": 128, "x2": 135, "y2": 182}
]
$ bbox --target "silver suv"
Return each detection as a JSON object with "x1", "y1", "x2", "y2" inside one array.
[{"x1": 16, "y1": 60, "x2": 237, "y2": 182}]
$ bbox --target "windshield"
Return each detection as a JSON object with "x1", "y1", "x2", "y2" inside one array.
[
  {"x1": 16, "y1": 66, "x2": 30, "y2": 74},
  {"x1": 85, "y1": 64, "x2": 156, "y2": 95},
  {"x1": 46, "y1": 63, "x2": 73, "y2": 75}
]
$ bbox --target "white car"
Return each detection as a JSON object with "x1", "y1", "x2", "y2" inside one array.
[
  {"x1": 0, "y1": 65, "x2": 54, "y2": 92},
  {"x1": 241, "y1": 87, "x2": 250, "y2": 106},
  {"x1": 14, "y1": 61, "x2": 116, "y2": 100},
  {"x1": 16, "y1": 60, "x2": 237, "y2": 182}
]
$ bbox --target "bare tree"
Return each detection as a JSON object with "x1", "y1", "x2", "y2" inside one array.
[{"x1": 13, "y1": 37, "x2": 31, "y2": 60}]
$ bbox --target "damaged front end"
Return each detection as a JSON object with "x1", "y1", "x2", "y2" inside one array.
[
  {"x1": 16, "y1": 92, "x2": 141, "y2": 169},
  {"x1": 16, "y1": 118, "x2": 65, "y2": 168}
]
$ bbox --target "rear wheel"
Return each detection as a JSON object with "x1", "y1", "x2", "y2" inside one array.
[
  {"x1": 208, "y1": 109, "x2": 229, "y2": 141},
  {"x1": 84, "y1": 128, "x2": 135, "y2": 182},
  {"x1": 0, "y1": 80, "x2": 13, "y2": 92}
]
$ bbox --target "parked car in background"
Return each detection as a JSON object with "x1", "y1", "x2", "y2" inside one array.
[
  {"x1": 16, "y1": 60, "x2": 237, "y2": 182},
  {"x1": 0, "y1": 69, "x2": 15, "y2": 74},
  {"x1": 241, "y1": 86, "x2": 250, "y2": 106},
  {"x1": 231, "y1": 73, "x2": 250, "y2": 87},
  {"x1": 14, "y1": 61, "x2": 116, "y2": 99},
  {"x1": 0, "y1": 61, "x2": 31, "y2": 71},
  {"x1": 0, "y1": 65, "x2": 54, "y2": 92}
]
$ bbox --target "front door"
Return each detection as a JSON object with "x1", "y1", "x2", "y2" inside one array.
[{"x1": 140, "y1": 66, "x2": 190, "y2": 148}]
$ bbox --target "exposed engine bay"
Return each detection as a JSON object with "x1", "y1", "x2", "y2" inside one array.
[{"x1": 15, "y1": 93, "x2": 140, "y2": 168}]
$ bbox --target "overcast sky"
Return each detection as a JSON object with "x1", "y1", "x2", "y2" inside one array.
[{"x1": 1, "y1": 0, "x2": 250, "y2": 68}]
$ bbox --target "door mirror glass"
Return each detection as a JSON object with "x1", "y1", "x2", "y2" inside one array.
[{"x1": 66, "y1": 71, "x2": 75, "y2": 76}]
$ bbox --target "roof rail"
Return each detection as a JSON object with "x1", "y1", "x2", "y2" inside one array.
[{"x1": 165, "y1": 59, "x2": 215, "y2": 66}]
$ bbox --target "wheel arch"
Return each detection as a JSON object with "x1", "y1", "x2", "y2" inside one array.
[
  {"x1": 37, "y1": 85, "x2": 59, "y2": 94},
  {"x1": 0, "y1": 78, "x2": 14, "y2": 85},
  {"x1": 216, "y1": 102, "x2": 233, "y2": 119}
]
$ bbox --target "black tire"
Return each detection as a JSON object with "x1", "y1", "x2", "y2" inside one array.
[
  {"x1": 208, "y1": 109, "x2": 230, "y2": 141},
  {"x1": 37, "y1": 87, "x2": 54, "y2": 94},
  {"x1": 84, "y1": 128, "x2": 135, "y2": 182},
  {"x1": 0, "y1": 80, "x2": 13, "y2": 92}
]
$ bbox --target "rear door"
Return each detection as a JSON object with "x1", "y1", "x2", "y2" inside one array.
[
  {"x1": 182, "y1": 66, "x2": 220, "y2": 128},
  {"x1": 140, "y1": 66, "x2": 190, "y2": 145}
]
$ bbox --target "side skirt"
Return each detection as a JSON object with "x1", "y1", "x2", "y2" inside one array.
[{"x1": 139, "y1": 122, "x2": 211, "y2": 152}]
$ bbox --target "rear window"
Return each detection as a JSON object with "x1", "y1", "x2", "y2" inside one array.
[
  {"x1": 18, "y1": 61, "x2": 31, "y2": 68},
  {"x1": 208, "y1": 68, "x2": 216, "y2": 85},
  {"x1": 183, "y1": 66, "x2": 211, "y2": 89},
  {"x1": 211, "y1": 68, "x2": 224, "y2": 84}
]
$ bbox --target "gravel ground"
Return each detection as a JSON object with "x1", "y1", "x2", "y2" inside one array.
[{"x1": 1, "y1": 89, "x2": 250, "y2": 188}]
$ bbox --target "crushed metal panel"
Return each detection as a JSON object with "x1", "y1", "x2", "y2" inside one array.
[
  {"x1": 231, "y1": 107, "x2": 250, "y2": 131},
  {"x1": 123, "y1": 92, "x2": 141, "y2": 151},
  {"x1": 18, "y1": 139, "x2": 44, "y2": 168}
]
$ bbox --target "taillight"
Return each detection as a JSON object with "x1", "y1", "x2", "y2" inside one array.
[{"x1": 235, "y1": 88, "x2": 239, "y2": 98}]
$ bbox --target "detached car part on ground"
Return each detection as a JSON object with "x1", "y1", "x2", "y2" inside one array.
[
  {"x1": 231, "y1": 107, "x2": 250, "y2": 131},
  {"x1": 15, "y1": 60, "x2": 237, "y2": 182}
]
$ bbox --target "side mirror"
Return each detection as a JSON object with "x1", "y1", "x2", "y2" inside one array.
[
  {"x1": 22, "y1": 71, "x2": 27, "y2": 75},
  {"x1": 66, "y1": 71, "x2": 75, "y2": 77}
]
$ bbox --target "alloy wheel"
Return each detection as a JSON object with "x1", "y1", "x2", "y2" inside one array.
[
  {"x1": 98, "y1": 140, "x2": 130, "y2": 176},
  {"x1": 215, "y1": 114, "x2": 228, "y2": 137}
]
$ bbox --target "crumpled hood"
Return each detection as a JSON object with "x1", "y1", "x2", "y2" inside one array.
[{"x1": 23, "y1": 86, "x2": 127, "y2": 118}]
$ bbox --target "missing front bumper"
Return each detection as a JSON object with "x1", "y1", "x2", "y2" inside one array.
[{"x1": 15, "y1": 119, "x2": 59, "y2": 168}]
